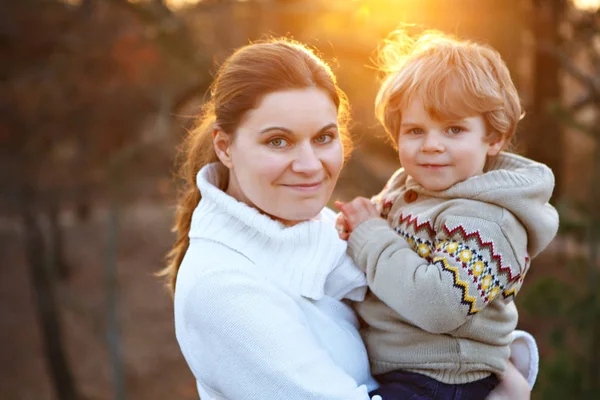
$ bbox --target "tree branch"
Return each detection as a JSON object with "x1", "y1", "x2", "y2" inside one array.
[
  {"x1": 569, "y1": 91, "x2": 596, "y2": 112},
  {"x1": 539, "y1": 42, "x2": 600, "y2": 94}
]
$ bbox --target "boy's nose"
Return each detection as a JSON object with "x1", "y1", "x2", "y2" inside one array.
[{"x1": 420, "y1": 133, "x2": 444, "y2": 152}]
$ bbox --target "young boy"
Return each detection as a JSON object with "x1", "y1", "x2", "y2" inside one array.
[{"x1": 336, "y1": 31, "x2": 559, "y2": 399}]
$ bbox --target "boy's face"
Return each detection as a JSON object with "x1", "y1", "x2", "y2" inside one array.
[{"x1": 397, "y1": 98, "x2": 505, "y2": 191}]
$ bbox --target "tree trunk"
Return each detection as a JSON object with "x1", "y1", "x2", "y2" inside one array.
[
  {"x1": 47, "y1": 199, "x2": 71, "y2": 281},
  {"x1": 527, "y1": 0, "x2": 565, "y2": 200},
  {"x1": 106, "y1": 165, "x2": 127, "y2": 400},
  {"x1": 20, "y1": 185, "x2": 79, "y2": 400}
]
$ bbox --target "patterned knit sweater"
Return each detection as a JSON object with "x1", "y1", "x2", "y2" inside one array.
[{"x1": 348, "y1": 152, "x2": 559, "y2": 384}]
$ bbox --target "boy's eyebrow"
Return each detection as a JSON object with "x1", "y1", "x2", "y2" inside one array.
[
  {"x1": 259, "y1": 123, "x2": 338, "y2": 135},
  {"x1": 445, "y1": 118, "x2": 470, "y2": 125},
  {"x1": 400, "y1": 118, "x2": 470, "y2": 127}
]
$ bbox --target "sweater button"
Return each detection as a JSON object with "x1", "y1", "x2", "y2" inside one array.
[{"x1": 404, "y1": 190, "x2": 418, "y2": 203}]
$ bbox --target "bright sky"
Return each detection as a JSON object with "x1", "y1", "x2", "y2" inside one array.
[
  {"x1": 165, "y1": 0, "x2": 201, "y2": 7},
  {"x1": 163, "y1": 0, "x2": 600, "y2": 12},
  {"x1": 572, "y1": 0, "x2": 600, "y2": 11},
  {"x1": 59, "y1": 0, "x2": 600, "y2": 13}
]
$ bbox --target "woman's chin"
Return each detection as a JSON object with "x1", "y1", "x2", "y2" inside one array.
[{"x1": 273, "y1": 205, "x2": 326, "y2": 226}]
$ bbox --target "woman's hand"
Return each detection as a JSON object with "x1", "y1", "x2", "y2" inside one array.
[
  {"x1": 486, "y1": 361, "x2": 531, "y2": 400},
  {"x1": 335, "y1": 212, "x2": 350, "y2": 241}
]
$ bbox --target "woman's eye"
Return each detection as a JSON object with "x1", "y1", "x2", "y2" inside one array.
[
  {"x1": 314, "y1": 134, "x2": 333, "y2": 144},
  {"x1": 269, "y1": 137, "x2": 289, "y2": 148},
  {"x1": 448, "y1": 126, "x2": 463, "y2": 134}
]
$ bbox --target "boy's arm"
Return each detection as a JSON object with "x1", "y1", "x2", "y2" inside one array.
[{"x1": 346, "y1": 213, "x2": 528, "y2": 333}]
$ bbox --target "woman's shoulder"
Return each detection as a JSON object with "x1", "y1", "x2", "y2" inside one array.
[
  {"x1": 174, "y1": 243, "x2": 300, "y2": 322},
  {"x1": 176, "y1": 238, "x2": 257, "y2": 294},
  {"x1": 183, "y1": 237, "x2": 253, "y2": 271}
]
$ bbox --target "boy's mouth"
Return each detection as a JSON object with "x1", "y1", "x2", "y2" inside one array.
[{"x1": 419, "y1": 164, "x2": 449, "y2": 169}]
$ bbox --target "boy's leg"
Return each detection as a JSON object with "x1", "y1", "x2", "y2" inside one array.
[
  {"x1": 368, "y1": 370, "x2": 440, "y2": 400},
  {"x1": 453, "y1": 375, "x2": 500, "y2": 400},
  {"x1": 369, "y1": 371, "x2": 499, "y2": 400}
]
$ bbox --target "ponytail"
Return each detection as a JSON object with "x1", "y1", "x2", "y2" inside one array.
[{"x1": 158, "y1": 103, "x2": 218, "y2": 295}]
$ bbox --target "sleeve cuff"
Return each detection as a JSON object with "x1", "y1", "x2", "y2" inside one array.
[{"x1": 510, "y1": 329, "x2": 539, "y2": 389}]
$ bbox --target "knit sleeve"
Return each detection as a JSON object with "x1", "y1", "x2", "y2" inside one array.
[
  {"x1": 347, "y1": 213, "x2": 528, "y2": 334},
  {"x1": 179, "y1": 269, "x2": 374, "y2": 400}
]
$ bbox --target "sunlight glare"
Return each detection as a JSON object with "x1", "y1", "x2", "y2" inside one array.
[
  {"x1": 572, "y1": 0, "x2": 600, "y2": 11},
  {"x1": 165, "y1": 0, "x2": 202, "y2": 9},
  {"x1": 355, "y1": 5, "x2": 371, "y2": 22}
]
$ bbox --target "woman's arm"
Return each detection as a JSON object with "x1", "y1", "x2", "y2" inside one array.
[
  {"x1": 179, "y1": 268, "x2": 375, "y2": 400},
  {"x1": 486, "y1": 360, "x2": 530, "y2": 400}
]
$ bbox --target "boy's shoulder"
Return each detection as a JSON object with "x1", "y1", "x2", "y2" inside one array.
[
  {"x1": 377, "y1": 167, "x2": 409, "y2": 197},
  {"x1": 395, "y1": 197, "x2": 518, "y2": 234}
]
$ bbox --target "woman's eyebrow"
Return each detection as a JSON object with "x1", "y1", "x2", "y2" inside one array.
[
  {"x1": 259, "y1": 123, "x2": 338, "y2": 135},
  {"x1": 318, "y1": 123, "x2": 338, "y2": 133},
  {"x1": 259, "y1": 126, "x2": 293, "y2": 135}
]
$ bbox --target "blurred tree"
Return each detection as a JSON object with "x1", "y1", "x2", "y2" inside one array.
[
  {"x1": 520, "y1": 4, "x2": 600, "y2": 399},
  {"x1": 0, "y1": 0, "x2": 191, "y2": 398},
  {"x1": 525, "y1": 0, "x2": 566, "y2": 200}
]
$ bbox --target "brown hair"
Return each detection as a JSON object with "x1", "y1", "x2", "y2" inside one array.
[
  {"x1": 159, "y1": 38, "x2": 352, "y2": 294},
  {"x1": 375, "y1": 30, "x2": 523, "y2": 148}
]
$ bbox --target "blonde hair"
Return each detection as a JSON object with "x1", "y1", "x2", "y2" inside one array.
[
  {"x1": 158, "y1": 38, "x2": 352, "y2": 295},
  {"x1": 375, "y1": 30, "x2": 523, "y2": 147}
]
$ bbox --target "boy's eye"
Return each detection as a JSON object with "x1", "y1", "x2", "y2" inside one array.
[
  {"x1": 408, "y1": 128, "x2": 423, "y2": 135},
  {"x1": 448, "y1": 126, "x2": 463, "y2": 134},
  {"x1": 268, "y1": 137, "x2": 289, "y2": 148},
  {"x1": 314, "y1": 133, "x2": 334, "y2": 144}
]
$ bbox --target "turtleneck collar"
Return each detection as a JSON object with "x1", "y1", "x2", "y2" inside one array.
[{"x1": 188, "y1": 162, "x2": 366, "y2": 301}]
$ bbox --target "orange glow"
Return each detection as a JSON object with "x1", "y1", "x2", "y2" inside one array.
[
  {"x1": 165, "y1": 0, "x2": 202, "y2": 9},
  {"x1": 355, "y1": 5, "x2": 371, "y2": 24},
  {"x1": 572, "y1": 0, "x2": 600, "y2": 11}
]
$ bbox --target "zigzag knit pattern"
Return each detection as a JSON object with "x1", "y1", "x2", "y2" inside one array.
[{"x1": 394, "y1": 213, "x2": 529, "y2": 315}]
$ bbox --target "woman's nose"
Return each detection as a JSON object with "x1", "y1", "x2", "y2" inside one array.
[{"x1": 292, "y1": 143, "x2": 321, "y2": 173}]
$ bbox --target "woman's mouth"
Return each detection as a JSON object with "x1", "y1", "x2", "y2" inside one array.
[{"x1": 282, "y1": 181, "x2": 323, "y2": 192}]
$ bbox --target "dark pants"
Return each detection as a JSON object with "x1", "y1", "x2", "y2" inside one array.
[{"x1": 368, "y1": 370, "x2": 499, "y2": 400}]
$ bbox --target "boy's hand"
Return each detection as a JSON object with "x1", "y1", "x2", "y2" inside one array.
[
  {"x1": 334, "y1": 197, "x2": 381, "y2": 234},
  {"x1": 335, "y1": 213, "x2": 350, "y2": 241}
]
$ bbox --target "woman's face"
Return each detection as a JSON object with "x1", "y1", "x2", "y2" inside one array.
[{"x1": 215, "y1": 87, "x2": 344, "y2": 225}]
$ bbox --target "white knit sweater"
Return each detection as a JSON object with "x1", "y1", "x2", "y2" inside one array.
[{"x1": 174, "y1": 163, "x2": 380, "y2": 399}]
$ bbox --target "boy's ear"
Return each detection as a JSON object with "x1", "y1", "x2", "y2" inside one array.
[
  {"x1": 213, "y1": 129, "x2": 233, "y2": 168},
  {"x1": 486, "y1": 133, "x2": 506, "y2": 157}
]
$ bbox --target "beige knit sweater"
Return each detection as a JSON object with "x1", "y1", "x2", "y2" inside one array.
[{"x1": 348, "y1": 152, "x2": 559, "y2": 384}]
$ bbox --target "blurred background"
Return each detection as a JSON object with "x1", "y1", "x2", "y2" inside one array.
[{"x1": 1, "y1": 0, "x2": 600, "y2": 399}]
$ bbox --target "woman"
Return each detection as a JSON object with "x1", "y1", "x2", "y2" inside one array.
[{"x1": 160, "y1": 38, "x2": 534, "y2": 399}]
